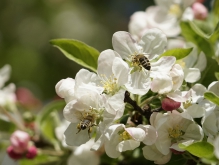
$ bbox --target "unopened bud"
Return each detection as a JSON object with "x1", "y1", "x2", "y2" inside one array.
[
  {"x1": 192, "y1": 2, "x2": 208, "y2": 20},
  {"x1": 162, "y1": 97, "x2": 181, "y2": 111},
  {"x1": 7, "y1": 146, "x2": 23, "y2": 160},
  {"x1": 26, "y1": 146, "x2": 37, "y2": 159},
  {"x1": 170, "y1": 148, "x2": 184, "y2": 155},
  {"x1": 10, "y1": 130, "x2": 30, "y2": 153}
]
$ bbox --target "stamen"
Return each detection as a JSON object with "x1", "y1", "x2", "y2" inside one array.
[
  {"x1": 168, "y1": 125, "x2": 184, "y2": 142},
  {"x1": 168, "y1": 4, "x2": 182, "y2": 18},
  {"x1": 100, "y1": 74, "x2": 119, "y2": 95},
  {"x1": 119, "y1": 130, "x2": 132, "y2": 141}
]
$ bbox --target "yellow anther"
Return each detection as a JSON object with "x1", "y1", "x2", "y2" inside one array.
[
  {"x1": 119, "y1": 130, "x2": 132, "y2": 141},
  {"x1": 168, "y1": 125, "x2": 184, "y2": 141},
  {"x1": 169, "y1": 4, "x2": 182, "y2": 18}
]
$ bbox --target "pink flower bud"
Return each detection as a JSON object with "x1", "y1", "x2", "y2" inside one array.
[
  {"x1": 162, "y1": 97, "x2": 181, "y2": 111},
  {"x1": 26, "y1": 146, "x2": 37, "y2": 159},
  {"x1": 10, "y1": 130, "x2": 30, "y2": 154},
  {"x1": 170, "y1": 148, "x2": 184, "y2": 155},
  {"x1": 7, "y1": 146, "x2": 23, "y2": 160},
  {"x1": 192, "y1": 2, "x2": 208, "y2": 20}
]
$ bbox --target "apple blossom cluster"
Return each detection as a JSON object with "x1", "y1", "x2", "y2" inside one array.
[
  {"x1": 55, "y1": 26, "x2": 219, "y2": 164},
  {"x1": 128, "y1": 0, "x2": 208, "y2": 40}
]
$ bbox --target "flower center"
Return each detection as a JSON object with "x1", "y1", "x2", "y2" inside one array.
[
  {"x1": 119, "y1": 130, "x2": 132, "y2": 141},
  {"x1": 168, "y1": 125, "x2": 184, "y2": 142},
  {"x1": 183, "y1": 98, "x2": 193, "y2": 109},
  {"x1": 100, "y1": 74, "x2": 119, "y2": 95},
  {"x1": 168, "y1": 4, "x2": 182, "y2": 18},
  {"x1": 176, "y1": 60, "x2": 186, "y2": 69}
]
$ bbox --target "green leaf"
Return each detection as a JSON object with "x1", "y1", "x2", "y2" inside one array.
[
  {"x1": 160, "y1": 48, "x2": 193, "y2": 60},
  {"x1": 19, "y1": 154, "x2": 60, "y2": 165},
  {"x1": 0, "y1": 118, "x2": 16, "y2": 133},
  {"x1": 37, "y1": 100, "x2": 65, "y2": 123},
  {"x1": 37, "y1": 100, "x2": 65, "y2": 150},
  {"x1": 40, "y1": 112, "x2": 61, "y2": 150},
  {"x1": 50, "y1": 39, "x2": 100, "y2": 72},
  {"x1": 213, "y1": 0, "x2": 219, "y2": 18},
  {"x1": 209, "y1": 22, "x2": 219, "y2": 43},
  {"x1": 204, "y1": 91, "x2": 219, "y2": 106},
  {"x1": 180, "y1": 21, "x2": 215, "y2": 57},
  {"x1": 179, "y1": 142, "x2": 214, "y2": 159},
  {"x1": 215, "y1": 72, "x2": 219, "y2": 81}
]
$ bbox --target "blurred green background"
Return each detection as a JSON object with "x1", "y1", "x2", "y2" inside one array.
[{"x1": 0, "y1": 0, "x2": 155, "y2": 101}]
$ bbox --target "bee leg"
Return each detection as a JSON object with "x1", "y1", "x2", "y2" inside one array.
[
  {"x1": 88, "y1": 127, "x2": 92, "y2": 139},
  {"x1": 76, "y1": 123, "x2": 81, "y2": 134}
]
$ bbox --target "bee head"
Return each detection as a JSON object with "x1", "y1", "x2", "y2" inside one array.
[{"x1": 81, "y1": 124, "x2": 87, "y2": 130}]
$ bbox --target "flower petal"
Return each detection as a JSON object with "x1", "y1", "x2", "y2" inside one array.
[
  {"x1": 137, "y1": 125, "x2": 158, "y2": 145},
  {"x1": 125, "y1": 71, "x2": 151, "y2": 95},
  {"x1": 112, "y1": 31, "x2": 138, "y2": 60},
  {"x1": 112, "y1": 57, "x2": 129, "y2": 86},
  {"x1": 117, "y1": 140, "x2": 140, "y2": 152},
  {"x1": 97, "y1": 49, "x2": 120, "y2": 77},
  {"x1": 184, "y1": 68, "x2": 201, "y2": 83},
  {"x1": 150, "y1": 56, "x2": 176, "y2": 76},
  {"x1": 64, "y1": 123, "x2": 90, "y2": 146},
  {"x1": 151, "y1": 75, "x2": 173, "y2": 94},
  {"x1": 139, "y1": 28, "x2": 167, "y2": 58}
]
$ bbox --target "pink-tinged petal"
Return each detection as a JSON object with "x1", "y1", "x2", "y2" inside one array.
[
  {"x1": 184, "y1": 68, "x2": 201, "y2": 83},
  {"x1": 10, "y1": 131, "x2": 30, "y2": 154},
  {"x1": 117, "y1": 140, "x2": 140, "y2": 152},
  {"x1": 125, "y1": 127, "x2": 145, "y2": 141},
  {"x1": 139, "y1": 28, "x2": 167, "y2": 59},
  {"x1": 125, "y1": 71, "x2": 151, "y2": 95},
  {"x1": 167, "y1": 90, "x2": 192, "y2": 102},
  {"x1": 64, "y1": 123, "x2": 90, "y2": 146},
  {"x1": 112, "y1": 57, "x2": 129, "y2": 86},
  {"x1": 112, "y1": 31, "x2": 138, "y2": 60},
  {"x1": 137, "y1": 125, "x2": 158, "y2": 145},
  {"x1": 151, "y1": 75, "x2": 173, "y2": 94},
  {"x1": 55, "y1": 78, "x2": 75, "y2": 103},
  {"x1": 97, "y1": 49, "x2": 120, "y2": 77},
  {"x1": 105, "y1": 124, "x2": 124, "y2": 140},
  {"x1": 150, "y1": 56, "x2": 176, "y2": 76},
  {"x1": 192, "y1": 2, "x2": 208, "y2": 20}
]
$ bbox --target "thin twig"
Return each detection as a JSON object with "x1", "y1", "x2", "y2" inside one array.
[{"x1": 0, "y1": 106, "x2": 26, "y2": 131}]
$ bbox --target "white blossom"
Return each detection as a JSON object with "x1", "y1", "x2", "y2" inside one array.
[
  {"x1": 149, "y1": 110, "x2": 203, "y2": 157},
  {"x1": 92, "y1": 124, "x2": 145, "y2": 158},
  {"x1": 112, "y1": 28, "x2": 176, "y2": 95}
]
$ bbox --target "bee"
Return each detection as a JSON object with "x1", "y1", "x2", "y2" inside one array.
[
  {"x1": 132, "y1": 54, "x2": 151, "y2": 71},
  {"x1": 76, "y1": 112, "x2": 96, "y2": 138}
]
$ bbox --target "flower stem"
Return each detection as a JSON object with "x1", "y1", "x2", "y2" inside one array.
[
  {"x1": 0, "y1": 106, "x2": 26, "y2": 131},
  {"x1": 139, "y1": 94, "x2": 160, "y2": 107}
]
